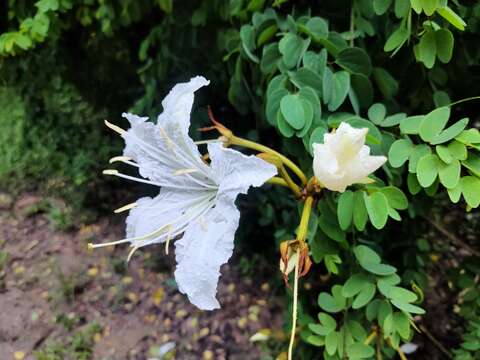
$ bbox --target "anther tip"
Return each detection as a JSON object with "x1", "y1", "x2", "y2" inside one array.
[{"x1": 87, "y1": 243, "x2": 94, "y2": 250}]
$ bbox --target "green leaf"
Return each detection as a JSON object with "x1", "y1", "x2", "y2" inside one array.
[
  {"x1": 362, "y1": 262, "x2": 397, "y2": 276},
  {"x1": 303, "y1": 49, "x2": 327, "y2": 75},
  {"x1": 318, "y1": 215, "x2": 346, "y2": 242},
  {"x1": 364, "y1": 191, "x2": 389, "y2": 229},
  {"x1": 400, "y1": 115, "x2": 424, "y2": 135},
  {"x1": 462, "y1": 154, "x2": 480, "y2": 177},
  {"x1": 280, "y1": 94, "x2": 305, "y2": 130},
  {"x1": 373, "y1": 0, "x2": 393, "y2": 14},
  {"x1": 421, "y1": 0, "x2": 439, "y2": 16},
  {"x1": 335, "y1": 47, "x2": 372, "y2": 76},
  {"x1": 455, "y1": 129, "x2": 480, "y2": 145},
  {"x1": 389, "y1": 139, "x2": 413, "y2": 168},
  {"x1": 289, "y1": 68, "x2": 323, "y2": 95},
  {"x1": 327, "y1": 71, "x2": 351, "y2": 112},
  {"x1": 368, "y1": 103, "x2": 386, "y2": 125},
  {"x1": 416, "y1": 154, "x2": 441, "y2": 187},
  {"x1": 389, "y1": 286, "x2": 418, "y2": 303},
  {"x1": 257, "y1": 24, "x2": 278, "y2": 46},
  {"x1": 353, "y1": 191, "x2": 368, "y2": 231},
  {"x1": 384, "y1": 24, "x2": 409, "y2": 52},
  {"x1": 351, "y1": 74, "x2": 373, "y2": 108},
  {"x1": 436, "y1": 145, "x2": 452, "y2": 164},
  {"x1": 342, "y1": 274, "x2": 371, "y2": 297},
  {"x1": 393, "y1": 312, "x2": 411, "y2": 339},
  {"x1": 438, "y1": 159, "x2": 460, "y2": 189},
  {"x1": 419, "y1": 106, "x2": 450, "y2": 142},
  {"x1": 407, "y1": 173, "x2": 422, "y2": 194},
  {"x1": 337, "y1": 191, "x2": 354, "y2": 230},
  {"x1": 328, "y1": 71, "x2": 350, "y2": 111},
  {"x1": 461, "y1": 176, "x2": 480, "y2": 208},
  {"x1": 347, "y1": 343, "x2": 375, "y2": 358},
  {"x1": 35, "y1": 0, "x2": 60, "y2": 12},
  {"x1": 430, "y1": 118, "x2": 469, "y2": 145},
  {"x1": 305, "y1": 17, "x2": 329, "y2": 39},
  {"x1": 352, "y1": 283, "x2": 376, "y2": 309},
  {"x1": 240, "y1": 25, "x2": 259, "y2": 63},
  {"x1": 325, "y1": 331, "x2": 338, "y2": 355},
  {"x1": 418, "y1": 30, "x2": 437, "y2": 69},
  {"x1": 279, "y1": 33, "x2": 310, "y2": 69},
  {"x1": 391, "y1": 300, "x2": 425, "y2": 314},
  {"x1": 381, "y1": 113, "x2": 406, "y2": 128},
  {"x1": 380, "y1": 186, "x2": 408, "y2": 210},
  {"x1": 276, "y1": 110, "x2": 295, "y2": 137},
  {"x1": 395, "y1": 0, "x2": 410, "y2": 18},
  {"x1": 409, "y1": 144, "x2": 432, "y2": 173},
  {"x1": 354, "y1": 245, "x2": 381, "y2": 265},
  {"x1": 308, "y1": 126, "x2": 328, "y2": 154},
  {"x1": 435, "y1": 29, "x2": 454, "y2": 64},
  {"x1": 373, "y1": 67, "x2": 399, "y2": 99},
  {"x1": 318, "y1": 313, "x2": 337, "y2": 333},
  {"x1": 448, "y1": 141, "x2": 467, "y2": 160},
  {"x1": 436, "y1": 6, "x2": 466, "y2": 31},
  {"x1": 266, "y1": 88, "x2": 288, "y2": 126},
  {"x1": 260, "y1": 43, "x2": 281, "y2": 75},
  {"x1": 318, "y1": 286, "x2": 346, "y2": 313}
]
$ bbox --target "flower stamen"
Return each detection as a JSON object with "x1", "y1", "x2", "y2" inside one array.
[
  {"x1": 114, "y1": 203, "x2": 137, "y2": 213},
  {"x1": 105, "y1": 120, "x2": 126, "y2": 135}
]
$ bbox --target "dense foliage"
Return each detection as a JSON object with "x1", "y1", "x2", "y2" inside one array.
[{"x1": 2, "y1": 0, "x2": 480, "y2": 358}]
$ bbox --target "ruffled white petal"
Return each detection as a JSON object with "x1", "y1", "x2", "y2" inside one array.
[
  {"x1": 158, "y1": 76, "x2": 210, "y2": 134},
  {"x1": 312, "y1": 122, "x2": 386, "y2": 192},
  {"x1": 174, "y1": 203, "x2": 240, "y2": 310},
  {"x1": 207, "y1": 142, "x2": 277, "y2": 201}
]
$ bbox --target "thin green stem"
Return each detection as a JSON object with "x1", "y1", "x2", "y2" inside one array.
[
  {"x1": 448, "y1": 95, "x2": 480, "y2": 107},
  {"x1": 231, "y1": 135, "x2": 308, "y2": 185}
]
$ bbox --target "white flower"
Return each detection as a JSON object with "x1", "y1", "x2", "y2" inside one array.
[
  {"x1": 95, "y1": 76, "x2": 277, "y2": 310},
  {"x1": 312, "y1": 122, "x2": 386, "y2": 192}
]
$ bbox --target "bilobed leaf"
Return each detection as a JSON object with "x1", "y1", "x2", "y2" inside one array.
[
  {"x1": 400, "y1": 115, "x2": 424, "y2": 135},
  {"x1": 352, "y1": 283, "x2": 376, "y2": 309},
  {"x1": 407, "y1": 173, "x2": 422, "y2": 194},
  {"x1": 381, "y1": 113, "x2": 406, "y2": 127},
  {"x1": 421, "y1": 0, "x2": 439, "y2": 16},
  {"x1": 335, "y1": 47, "x2": 372, "y2": 76},
  {"x1": 408, "y1": 144, "x2": 432, "y2": 173},
  {"x1": 430, "y1": 118, "x2": 469, "y2": 145},
  {"x1": 280, "y1": 94, "x2": 305, "y2": 130},
  {"x1": 435, "y1": 29, "x2": 454, "y2": 64},
  {"x1": 342, "y1": 274, "x2": 371, "y2": 297},
  {"x1": 448, "y1": 141, "x2": 467, "y2": 160},
  {"x1": 438, "y1": 159, "x2": 460, "y2": 189},
  {"x1": 322, "y1": 67, "x2": 334, "y2": 105},
  {"x1": 388, "y1": 139, "x2": 413, "y2": 168},
  {"x1": 308, "y1": 126, "x2": 328, "y2": 154},
  {"x1": 289, "y1": 68, "x2": 323, "y2": 95},
  {"x1": 305, "y1": 17, "x2": 329, "y2": 39},
  {"x1": 364, "y1": 191, "x2": 389, "y2": 229},
  {"x1": 380, "y1": 186, "x2": 408, "y2": 209},
  {"x1": 318, "y1": 215, "x2": 346, "y2": 242},
  {"x1": 337, "y1": 190, "x2": 354, "y2": 230},
  {"x1": 416, "y1": 154, "x2": 441, "y2": 187},
  {"x1": 419, "y1": 106, "x2": 450, "y2": 142},
  {"x1": 354, "y1": 245, "x2": 381, "y2": 265},
  {"x1": 362, "y1": 262, "x2": 397, "y2": 275},
  {"x1": 279, "y1": 33, "x2": 310, "y2": 68},
  {"x1": 368, "y1": 103, "x2": 386, "y2": 125},
  {"x1": 240, "y1": 25, "x2": 259, "y2": 63},
  {"x1": 394, "y1": 0, "x2": 410, "y2": 18},
  {"x1": 389, "y1": 286, "x2": 418, "y2": 303}
]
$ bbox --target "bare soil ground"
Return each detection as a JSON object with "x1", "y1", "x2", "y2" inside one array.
[{"x1": 0, "y1": 194, "x2": 284, "y2": 360}]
